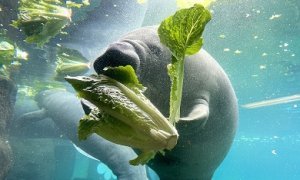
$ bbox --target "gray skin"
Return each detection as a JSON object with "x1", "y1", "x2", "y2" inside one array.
[
  {"x1": 94, "y1": 26, "x2": 238, "y2": 180},
  {"x1": 18, "y1": 90, "x2": 148, "y2": 180}
]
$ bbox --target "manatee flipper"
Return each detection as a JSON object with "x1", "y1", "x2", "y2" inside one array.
[
  {"x1": 17, "y1": 108, "x2": 47, "y2": 127},
  {"x1": 179, "y1": 99, "x2": 209, "y2": 129}
]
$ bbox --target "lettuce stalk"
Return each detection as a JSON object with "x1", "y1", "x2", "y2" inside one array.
[{"x1": 158, "y1": 4, "x2": 211, "y2": 124}]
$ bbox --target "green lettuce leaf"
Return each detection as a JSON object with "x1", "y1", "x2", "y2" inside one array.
[
  {"x1": 158, "y1": 4, "x2": 211, "y2": 124},
  {"x1": 0, "y1": 31, "x2": 28, "y2": 80},
  {"x1": 66, "y1": 0, "x2": 90, "y2": 8},
  {"x1": 0, "y1": 30, "x2": 28, "y2": 65},
  {"x1": 11, "y1": 0, "x2": 72, "y2": 46},
  {"x1": 65, "y1": 65, "x2": 178, "y2": 165},
  {"x1": 0, "y1": 41, "x2": 15, "y2": 64},
  {"x1": 102, "y1": 65, "x2": 144, "y2": 90},
  {"x1": 55, "y1": 46, "x2": 90, "y2": 81}
]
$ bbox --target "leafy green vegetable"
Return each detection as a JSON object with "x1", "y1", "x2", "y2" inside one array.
[
  {"x1": 0, "y1": 41, "x2": 15, "y2": 64},
  {"x1": 0, "y1": 62, "x2": 22, "y2": 80},
  {"x1": 11, "y1": 0, "x2": 72, "y2": 46},
  {"x1": 66, "y1": 1, "x2": 83, "y2": 8},
  {"x1": 65, "y1": 65, "x2": 178, "y2": 165},
  {"x1": 67, "y1": 0, "x2": 99, "y2": 22},
  {"x1": 0, "y1": 41, "x2": 28, "y2": 64},
  {"x1": 17, "y1": 80, "x2": 65, "y2": 98},
  {"x1": 0, "y1": 65, "x2": 11, "y2": 80},
  {"x1": 0, "y1": 31, "x2": 28, "y2": 80},
  {"x1": 158, "y1": 4, "x2": 211, "y2": 124},
  {"x1": 0, "y1": 29, "x2": 28, "y2": 64},
  {"x1": 17, "y1": 80, "x2": 65, "y2": 103},
  {"x1": 66, "y1": 0, "x2": 90, "y2": 8},
  {"x1": 55, "y1": 46, "x2": 90, "y2": 81},
  {"x1": 14, "y1": 47, "x2": 29, "y2": 61},
  {"x1": 82, "y1": 0, "x2": 90, "y2": 6},
  {"x1": 103, "y1": 65, "x2": 144, "y2": 90}
]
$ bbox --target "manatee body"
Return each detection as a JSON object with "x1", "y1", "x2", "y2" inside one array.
[
  {"x1": 94, "y1": 26, "x2": 238, "y2": 179},
  {"x1": 19, "y1": 90, "x2": 148, "y2": 180}
]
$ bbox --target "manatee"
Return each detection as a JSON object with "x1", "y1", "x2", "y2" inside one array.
[
  {"x1": 94, "y1": 26, "x2": 238, "y2": 179},
  {"x1": 18, "y1": 89, "x2": 148, "y2": 180}
]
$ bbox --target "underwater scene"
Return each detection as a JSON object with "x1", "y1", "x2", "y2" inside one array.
[{"x1": 0, "y1": 0, "x2": 299, "y2": 179}]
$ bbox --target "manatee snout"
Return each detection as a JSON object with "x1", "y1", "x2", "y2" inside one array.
[{"x1": 94, "y1": 41, "x2": 141, "y2": 74}]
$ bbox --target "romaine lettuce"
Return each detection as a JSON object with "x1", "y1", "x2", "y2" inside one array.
[
  {"x1": 55, "y1": 46, "x2": 90, "y2": 81},
  {"x1": 66, "y1": 66, "x2": 178, "y2": 165},
  {"x1": 158, "y1": 4, "x2": 211, "y2": 124},
  {"x1": 66, "y1": 0, "x2": 90, "y2": 8},
  {"x1": 0, "y1": 41, "x2": 15, "y2": 64},
  {"x1": 11, "y1": 0, "x2": 72, "y2": 46}
]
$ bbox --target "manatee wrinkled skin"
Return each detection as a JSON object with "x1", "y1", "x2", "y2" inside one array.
[{"x1": 94, "y1": 26, "x2": 238, "y2": 179}]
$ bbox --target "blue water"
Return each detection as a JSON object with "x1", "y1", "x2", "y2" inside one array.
[
  {"x1": 214, "y1": 106, "x2": 300, "y2": 180},
  {"x1": 3, "y1": 0, "x2": 300, "y2": 179},
  {"x1": 209, "y1": 1, "x2": 300, "y2": 179}
]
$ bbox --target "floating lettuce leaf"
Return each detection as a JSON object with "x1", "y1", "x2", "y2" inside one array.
[
  {"x1": 158, "y1": 4, "x2": 211, "y2": 124},
  {"x1": 0, "y1": 41, "x2": 28, "y2": 64},
  {"x1": 14, "y1": 47, "x2": 29, "y2": 61},
  {"x1": 0, "y1": 65, "x2": 11, "y2": 80},
  {"x1": 66, "y1": 0, "x2": 90, "y2": 8},
  {"x1": 0, "y1": 30, "x2": 28, "y2": 64},
  {"x1": 66, "y1": 1, "x2": 84, "y2": 8},
  {"x1": 17, "y1": 80, "x2": 65, "y2": 98},
  {"x1": 0, "y1": 62, "x2": 22, "y2": 80},
  {"x1": 82, "y1": 0, "x2": 90, "y2": 6},
  {"x1": 65, "y1": 65, "x2": 178, "y2": 165},
  {"x1": 55, "y1": 46, "x2": 90, "y2": 81},
  {"x1": 0, "y1": 34, "x2": 28, "y2": 80},
  {"x1": 0, "y1": 41, "x2": 15, "y2": 64},
  {"x1": 11, "y1": 0, "x2": 72, "y2": 46}
]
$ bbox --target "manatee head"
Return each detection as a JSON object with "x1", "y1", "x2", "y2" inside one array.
[
  {"x1": 94, "y1": 41, "x2": 142, "y2": 74},
  {"x1": 93, "y1": 26, "x2": 172, "y2": 115}
]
